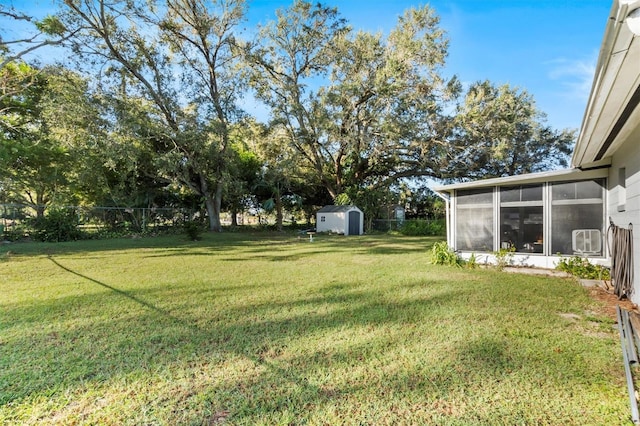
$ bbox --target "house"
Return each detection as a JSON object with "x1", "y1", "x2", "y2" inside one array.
[
  {"x1": 316, "y1": 205, "x2": 364, "y2": 235},
  {"x1": 434, "y1": 0, "x2": 640, "y2": 302}
]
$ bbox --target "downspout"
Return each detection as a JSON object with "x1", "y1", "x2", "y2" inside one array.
[{"x1": 434, "y1": 190, "x2": 452, "y2": 247}]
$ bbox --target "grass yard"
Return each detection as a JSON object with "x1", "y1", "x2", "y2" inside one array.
[{"x1": 0, "y1": 233, "x2": 631, "y2": 425}]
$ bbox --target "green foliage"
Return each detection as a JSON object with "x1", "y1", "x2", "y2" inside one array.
[
  {"x1": 247, "y1": 2, "x2": 456, "y2": 202},
  {"x1": 31, "y1": 207, "x2": 83, "y2": 242},
  {"x1": 430, "y1": 241, "x2": 463, "y2": 267},
  {"x1": 556, "y1": 256, "x2": 610, "y2": 280},
  {"x1": 2, "y1": 1, "x2": 575, "y2": 232},
  {"x1": 262, "y1": 198, "x2": 276, "y2": 212},
  {"x1": 493, "y1": 247, "x2": 515, "y2": 271},
  {"x1": 452, "y1": 81, "x2": 575, "y2": 179},
  {"x1": 35, "y1": 15, "x2": 66, "y2": 36},
  {"x1": 60, "y1": 0, "x2": 249, "y2": 232},
  {"x1": 399, "y1": 219, "x2": 445, "y2": 236},
  {"x1": 1, "y1": 225, "x2": 26, "y2": 242},
  {"x1": 334, "y1": 193, "x2": 352, "y2": 206},
  {"x1": 0, "y1": 63, "x2": 93, "y2": 211},
  {"x1": 183, "y1": 220, "x2": 203, "y2": 241},
  {"x1": 467, "y1": 252, "x2": 478, "y2": 269}
]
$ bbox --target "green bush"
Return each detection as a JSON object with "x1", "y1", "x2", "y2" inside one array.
[
  {"x1": 1, "y1": 225, "x2": 27, "y2": 242},
  {"x1": 184, "y1": 220, "x2": 204, "y2": 241},
  {"x1": 556, "y1": 256, "x2": 610, "y2": 280},
  {"x1": 399, "y1": 219, "x2": 445, "y2": 236},
  {"x1": 31, "y1": 208, "x2": 83, "y2": 242},
  {"x1": 430, "y1": 241, "x2": 464, "y2": 267},
  {"x1": 493, "y1": 247, "x2": 515, "y2": 271},
  {"x1": 467, "y1": 252, "x2": 478, "y2": 269}
]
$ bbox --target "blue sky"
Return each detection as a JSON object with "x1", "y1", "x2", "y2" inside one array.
[{"x1": 2, "y1": 0, "x2": 612, "y2": 131}]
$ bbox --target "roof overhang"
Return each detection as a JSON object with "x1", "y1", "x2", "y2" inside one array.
[
  {"x1": 432, "y1": 167, "x2": 609, "y2": 195},
  {"x1": 572, "y1": 0, "x2": 640, "y2": 168}
]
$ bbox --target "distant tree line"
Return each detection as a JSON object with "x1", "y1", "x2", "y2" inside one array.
[{"x1": 0, "y1": 0, "x2": 575, "y2": 233}]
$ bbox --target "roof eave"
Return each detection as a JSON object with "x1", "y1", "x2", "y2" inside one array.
[
  {"x1": 432, "y1": 167, "x2": 609, "y2": 194},
  {"x1": 572, "y1": 0, "x2": 640, "y2": 167}
]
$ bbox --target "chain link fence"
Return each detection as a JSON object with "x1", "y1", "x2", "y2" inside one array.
[
  {"x1": 1, "y1": 204, "x2": 197, "y2": 241},
  {"x1": 372, "y1": 218, "x2": 445, "y2": 236}
]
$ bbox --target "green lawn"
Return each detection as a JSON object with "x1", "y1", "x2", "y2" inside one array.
[{"x1": 0, "y1": 233, "x2": 630, "y2": 425}]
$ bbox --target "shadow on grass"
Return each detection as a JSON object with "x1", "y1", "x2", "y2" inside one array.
[
  {"x1": 1, "y1": 241, "x2": 607, "y2": 424},
  {"x1": 45, "y1": 256, "x2": 183, "y2": 323},
  {"x1": 2, "y1": 255, "x2": 458, "y2": 418},
  {"x1": 2, "y1": 232, "x2": 287, "y2": 258},
  {"x1": 3, "y1": 233, "x2": 440, "y2": 261}
]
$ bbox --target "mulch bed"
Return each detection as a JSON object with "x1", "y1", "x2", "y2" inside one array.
[{"x1": 587, "y1": 281, "x2": 637, "y2": 320}]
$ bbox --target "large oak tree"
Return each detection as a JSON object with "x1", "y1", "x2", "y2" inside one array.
[
  {"x1": 448, "y1": 81, "x2": 574, "y2": 180},
  {"x1": 60, "y1": 0, "x2": 247, "y2": 231},
  {"x1": 245, "y1": 1, "x2": 460, "y2": 202}
]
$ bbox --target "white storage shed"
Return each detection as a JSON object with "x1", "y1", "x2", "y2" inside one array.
[{"x1": 316, "y1": 205, "x2": 364, "y2": 235}]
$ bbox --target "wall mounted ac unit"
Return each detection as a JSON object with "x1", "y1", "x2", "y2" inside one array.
[{"x1": 572, "y1": 229, "x2": 602, "y2": 255}]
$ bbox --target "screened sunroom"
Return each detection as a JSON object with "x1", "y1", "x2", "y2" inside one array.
[{"x1": 434, "y1": 168, "x2": 609, "y2": 268}]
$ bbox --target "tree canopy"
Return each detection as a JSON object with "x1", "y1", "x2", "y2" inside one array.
[
  {"x1": 0, "y1": 62, "x2": 99, "y2": 215},
  {"x1": 448, "y1": 80, "x2": 574, "y2": 180},
  {"x1": 0, "y1": 0, "x2": 575, "y2": 230},
  {"x1": 245, "y1": 2, "x2": 461, "y2": 203},
  {"x1": 58, "y1": 0, "x2": 248, "y2": 231}
]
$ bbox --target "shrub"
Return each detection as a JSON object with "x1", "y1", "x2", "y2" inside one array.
[
  {"x1": 467, "y1": 253, "x2": 478, "y2": 269},
  {"x1": 399, "y1": 219, "x2": 445, "y2": 236},
  {"x1": 493, "y1": 247, "x2": 515, "y2": 271},
  {"x1": 556, "y1": 256, "x2": 610, "y2": 280},
  {"x1": 184, "y1": 220, "x2": 204, "y2": 241},
  {"x1": 430, "y1": 241, "x2": 464, "y2": 267},
  {"x1": 1, "y1": 225, "x2": 27, "y2": 242},
  {"x1": 31, "y1": 208, "x2": 83, "y2": 242}
]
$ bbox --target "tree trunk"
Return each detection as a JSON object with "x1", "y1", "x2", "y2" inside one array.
[
  {"x1": 205, "y1": 181, "x2": 223, "y2": 232},
  {"x1": 204, "y1": 195, "x2": 217, "y2": 231},
  {"x1": 275, "y1": 189, "x2": 283, "y2": 232},
  {"x1": 35, "y1": 204, "x2": 46, "y2": 219},
  {"x1": 231, "y1": 208, "x2": 238, "y2": 227},
  {"x1": 35, "y1": 191, "x2": 46, "y2": 219},
  {"x1": 199, "y1": 175, "x2": 223, "y2": 232}
]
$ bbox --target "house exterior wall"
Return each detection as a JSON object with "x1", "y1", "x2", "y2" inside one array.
[{"x1": 607, "y1": 123, "x2": 640, "y2": 305}]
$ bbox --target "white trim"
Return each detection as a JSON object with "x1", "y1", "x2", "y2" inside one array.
[{"x1": 433, "y1": 168, "x2": 608, "y2": 193}]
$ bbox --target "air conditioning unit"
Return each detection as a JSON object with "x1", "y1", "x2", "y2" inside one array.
[{"x1": 572, "y1": 229, "x2": 602, "y2": 255}]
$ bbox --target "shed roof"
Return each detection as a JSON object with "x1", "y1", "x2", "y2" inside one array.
[{"x1": 317, "y1": 205, "x2": 359, "y2": 213}]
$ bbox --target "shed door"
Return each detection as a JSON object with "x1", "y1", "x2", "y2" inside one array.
[{"x1": 348, "y1": 211, "x2": 360, "y2": 235}]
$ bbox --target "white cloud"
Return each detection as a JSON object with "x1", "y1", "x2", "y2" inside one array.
[{"x1": 546, "y1": 50, "x2": 598, "y2": 102}]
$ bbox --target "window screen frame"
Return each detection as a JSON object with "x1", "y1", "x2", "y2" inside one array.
[
  {"x1": 549, "y1": 179, "x2": 606, "y2": 257},
  {"x1": 499, "y1": 184, "x2": 544, "y2": 255},
  {"x1": 454, "y1": 188, "x2": 495, "y2": 252},
  {"x1": 452, "y1": 178, "x2": 606, "y2": 258}
]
